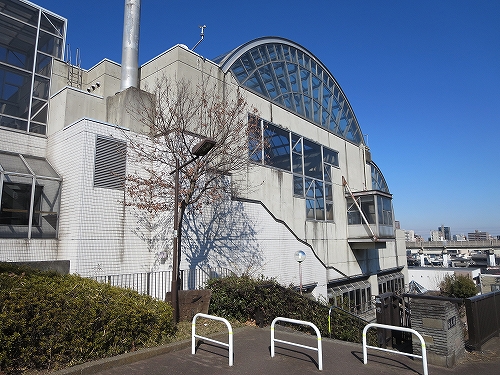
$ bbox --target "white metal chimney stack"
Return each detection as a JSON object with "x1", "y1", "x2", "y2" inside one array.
[{"x1": 120, "y1": 0, "x2": 141, "y2": 90}]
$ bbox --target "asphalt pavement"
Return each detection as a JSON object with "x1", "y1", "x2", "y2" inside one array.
[{"x1": 54, "y1": 326, "x2": 500, "y2": 375}]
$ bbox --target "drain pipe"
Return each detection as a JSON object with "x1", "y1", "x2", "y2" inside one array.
[{"x1": 120, "y1": 0, "x2": 141, "y2": 90}]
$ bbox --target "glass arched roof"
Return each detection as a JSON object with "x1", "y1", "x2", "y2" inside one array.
[
  {"x1": 370, "y1": 162, "x2": 390, "y2": 193},
  {"x1": 214, "y1": 37, "x2": 365, "y2": 145}
]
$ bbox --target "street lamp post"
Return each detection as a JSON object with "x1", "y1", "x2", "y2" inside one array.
[
  {"x1": 170, "y1": 137, "x2": 216, "y2": 323},
  {"x1": 294, "y1": 250, "x2": 306, "y2": 295}
]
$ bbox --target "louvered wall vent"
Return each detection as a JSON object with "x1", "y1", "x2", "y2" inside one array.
[{"x1": 94, "y1": 136, "x2": 127, "y2": 190}]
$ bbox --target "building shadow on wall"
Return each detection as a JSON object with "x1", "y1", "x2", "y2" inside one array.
[{"x1": 183, "y1": 199, "x2": 263, "y2": 288}]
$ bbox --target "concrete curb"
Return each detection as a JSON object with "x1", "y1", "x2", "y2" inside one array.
[
  {"x1": 52, "y1": 339, "x2": 192, "y2": 375},
  {"x1": 52, "y1": 326, "x2": 251, "y2": 375}
]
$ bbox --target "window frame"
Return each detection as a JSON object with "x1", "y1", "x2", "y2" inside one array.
[{"x1": 249, "y1": 115, "x2": 339, "y2": 222}]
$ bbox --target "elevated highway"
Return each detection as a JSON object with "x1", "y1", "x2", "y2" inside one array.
[
  {"x1": 406, "y1": 240, "x2": 500, "y2": 253},
  {"x1": 406, "y1": 240, "x2": 500, "y2": 267}
]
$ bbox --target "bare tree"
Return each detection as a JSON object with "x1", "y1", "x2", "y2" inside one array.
[{"x1": 124, "y1": 75, "x2": 260, "y2": 317}]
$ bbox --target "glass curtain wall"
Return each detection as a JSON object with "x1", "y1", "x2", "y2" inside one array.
[
  {"x1": 0, "y1": 151, "x2": 61, "y2": 238},
  {"x1": 0, "y1": 0, "x2": 66, "y2": 134},
  {"x1": 249, "y1": 115, "x2": 339, "y2": 221},
  {"x1": 218, "y1": 38, "x2": 364, "y2": 145}
]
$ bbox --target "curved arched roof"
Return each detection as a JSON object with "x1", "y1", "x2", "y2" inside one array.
[
  {"x1": 213, "y1": 37, "x2": 365, "y2": 145},
  {"x1": 370, "y1": 162, "x2": 390, "y2": 193}
]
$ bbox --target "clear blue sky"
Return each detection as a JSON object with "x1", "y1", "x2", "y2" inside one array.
[{"x1": 35, "y1": 0, "x2": 500, "y2": 238}]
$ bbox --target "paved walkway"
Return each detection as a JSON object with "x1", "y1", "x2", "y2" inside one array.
[{"x1": 55, "y1": 326, "x2": 500, "y2": 375}]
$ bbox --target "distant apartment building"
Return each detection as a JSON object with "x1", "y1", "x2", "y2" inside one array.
[
  {"x1": 468, "y1": 230, "x2": 491, "y2": 241},
  {"x1": 430, "y1": 230, "x2": 445, "y2": 242},
  {"x1": 404, "y1": 229, "x2": 415, "y2": 242}
]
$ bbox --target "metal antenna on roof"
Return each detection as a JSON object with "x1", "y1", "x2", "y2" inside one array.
[{"x1": 192, "y1": 25, "x2": 206, "y2": 51}]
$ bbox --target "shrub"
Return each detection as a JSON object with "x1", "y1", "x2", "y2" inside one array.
[
  {"x1": 439, "y1": 274, "x2": 478, "y2": 298},
  {"x1": 0, "y1": 263, "x2": 175, "y2": 374},
  {"x1": 206, "y1": 275, "x2": 375, "y2": 344}
]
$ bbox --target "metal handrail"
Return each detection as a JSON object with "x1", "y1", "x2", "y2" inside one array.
[
  {"x1": 191, "y1": 313, "x2": 234, "y2": 366},
  {"x1": 363, "y1": 323, "x2": 428, "y2": 375},
  {"x1": 270, "y1": 317, "x2": 323, "y2": 371}
]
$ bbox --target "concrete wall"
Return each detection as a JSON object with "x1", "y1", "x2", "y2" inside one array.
[{"x1": 48, "y1": 59, "x2": 121, "y2": 135}]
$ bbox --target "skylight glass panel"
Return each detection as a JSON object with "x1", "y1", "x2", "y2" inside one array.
[
  {"x1": 251, "y1": 48, "x2": 263, "y2": 66},
  {"x1": 338, "y1": 115, "x2": 348, "y2": 136},
  {"x1": 273, "y1": 62, "x2": 288, "y2": 94},
  {"x1": 294, "y1": 94, "x2": 304, "y2": 116},
  {"x1": 282, "y1": 45, "x2": 293, "y2": 61},
  {"x1": 259, "y1": 46, "x2": 269, "y2": 64},
  {"x1": 322, "y1": 87, "x2": 331, "y2": 108},
  {"x1": 231, "y1": 61, "x2": 248, "y2": 82},
  {"x1": 298, "y1": 51, "x2": 306, "y2": 68},
  {"x1": 312, "y1": 75, "x2": 321, "y2": 101},
  {"x1": 259, "y1": 65, "x2": 276, "y2": 98},
  {"x1": 244, "y1": 76, "x2": 264, "y2": 95},
  {"x1": 282, "y1": 93, "x2": 293, "y2": 111},
  {"x1": 311, "y1": 60, "x2": 317, "y2": 75},
  {"x1": 300, "y1": 69, "x2": 310, "y2": 95},
  {"x1": 241, "y1": 53, "x2": 255, "y2": 73},
  {"x1": 285, "y1": 63, "x2": 297, "y2": 91},
  {"x1": 267, "y1": 44, "x2": 278, "y2": 60},
  {"x1": 321, "y1": 108, "x2": 329, "y2": 127},
  {"x1": 313, "y1": 100, "x2": 320, "y2": 123},
  {"x1": 226, "y1": 40, "x2": 365, "y2": 145},
  {"x1": 329, "y1": 116, "x2": 337, "y2": 132},
  {"x1": 303, "y1": 95, "x2": 312, "y2": 118}
]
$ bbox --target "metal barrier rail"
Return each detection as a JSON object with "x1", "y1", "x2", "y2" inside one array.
[
  {"x1": 191, "y1": 313, "x2": 234, "y2": 366},
  {"x1": 270, "y1": 317, "x2": 323, "y2": 371},
  {"x1": 362, "y1": 323, "x2": 428, "y2": 375}
]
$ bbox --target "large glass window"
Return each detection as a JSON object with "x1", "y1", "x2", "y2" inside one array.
[
  {"x1": 347, "y1": 196, "x2": 376, "y2": 225},
  {"x1": 0, "y1": 1, "x2": 66, "y2": 135},
  {"x1": 0, "y1": 181, "x2": 42, "y2": 226},
  {"x1": 346, "y1": 189, "x2": 394, "y2": 240},
  {"x1": 303, "y1": 139, "x2": 322, "y2": 179},
  {"x1": 0, "y1": 152, "x2": 61, "y2": 238},
  {"x1": 249, "y1": 115, "x2": 338, "y2": 222},
  {"x1": 377, "y1": 195, "x2": 393, "y2": 226},
  {"x1": 263, "y1": 121, "x2": 290, "y2": 170}
]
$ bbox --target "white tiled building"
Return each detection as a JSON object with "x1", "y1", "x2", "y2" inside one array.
[{"x1": 0, "y1": 0, "x2": 407, "y2": 307}]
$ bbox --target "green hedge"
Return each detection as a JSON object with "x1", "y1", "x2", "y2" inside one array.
[
  {"x1": 207, "y1": 275, "x2": 328, "y2": 331},
  {"x1": 206, "y1": 275, "x2": 376, "y2": 344},
  {"x1": 0, "y1": 263, "x2": 175, "y2": 374}
]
